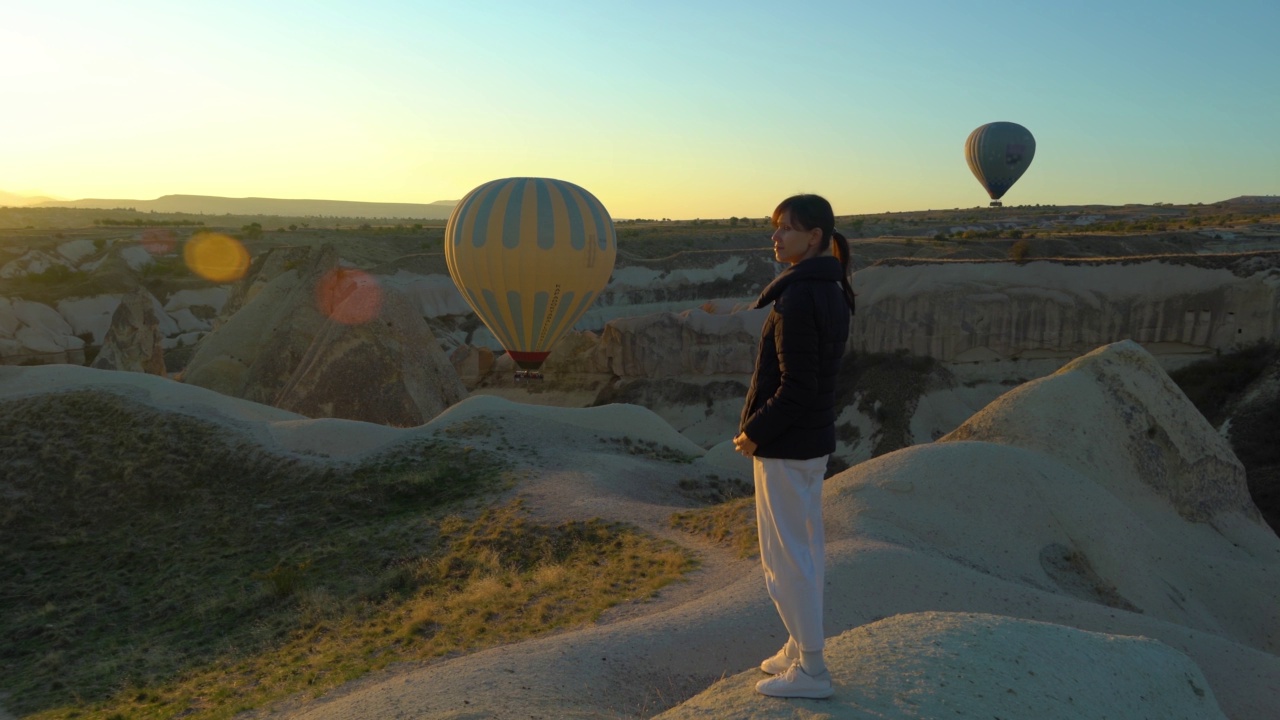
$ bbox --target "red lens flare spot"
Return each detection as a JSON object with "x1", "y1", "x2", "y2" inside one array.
[
  {"x1": 140, "y1": 228, "x2": 176, "y2": 255},
  {"x1": 316, "y1": 268, "x2": 382, "y2": 325},
  {"x1": 183, "y1": 233, "x2": 250, "y2": 282}
]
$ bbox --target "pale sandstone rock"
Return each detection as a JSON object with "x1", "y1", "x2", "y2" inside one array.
[
  {"x1": 91, "y1": 289, "x2": 166, "y2": 375},
  {"x1": 55, "y1": 238, "x2": 99, "y2": 263},
  {"x1": 273, "y1": 287, "x2": 466, "y2": 426},
  {"x1": 852, "y1": 257, "x2": 1280, "y2": 362},
  {"x1": 596, "y1": 308, "x2": 766, "y2": 378},
  {"x1": 0, "y1": 298, "x2": 85, "y2": 364},
  {"x1": 12, "y1": 299, "x2": 72, "y2": 336},
  {"x1": 182, "y1": 246, "x2": 339, "y2": 399},
  {"x1": 945, "y1": 339, "x2": 1257, "y2": 522},
  {"x1": 0, "y1": 249, "x2": 69, "y2": 278},
  {"x1": 56, "y1": 295, "x2": 122, "y2": 344},
  {"x1": 183, "y1": 244, "x2": 466, "y2": 425},
  {"x1": 655, "y1": 612, "x2": 1228, "y2": 720}
]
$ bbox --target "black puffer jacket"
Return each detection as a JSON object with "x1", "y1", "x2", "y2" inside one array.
[{"x1": 739, "y1": 255, "x2": 851, "y2": 460}]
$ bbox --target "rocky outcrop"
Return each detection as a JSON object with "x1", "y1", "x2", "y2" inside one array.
[
  {"x1": 1221, "y1": 352, "x2": 1280, "y2": 531},
  {"x1": 853, "y1": 255, "x2": 1280, "y2": 363},
  {"x1": 0, "y1": 297, "x2": 85, "y2": 365},
  {"x1": 581, "y1": 253, "x2": 776, "y2": 327},
  {"x1": 274, "y1": 286, "x2": 466, "y2": 426},
  {"x1": 182, "y1": 244, "x2": 466, "y2": 426},
  {"x1": 0, "y1": 249, "x2": 72, "y2": 278},
  {"x1": 451, "y1": 307, "x2": 766, "y2": 381},
  {"x1": 90, "y1": 289, "x2": 166, "y2": 375},
  {"x1": 215, "y1": 244, "x2": 316, "y2": 323},
  {"x1": 820, "y1": 341, "x2": 1279, "y2": 661},
  {"x1": 945, "y1": 339, "x2": 1258, "y2": 523},
  {"x1": 594, "y1": 308, "x2": 766, "y2": 378},
  {"x1": 448, "y1": 344, "x2": 495, "y2": 386},
  {"x1": 182, "y1": 245, "x2": 344, "y2": 400},
  {"x1": 452, "y1": 253, "x2": 1280, "y2": 384},
  {"x1": 656, "y1": 612, "x2": 1229, "y2": 720}
]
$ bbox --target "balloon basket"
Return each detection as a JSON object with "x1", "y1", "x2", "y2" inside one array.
[
  {"x1": 988, "y1": 201, "x2": 1003, "y2": 207},
  {"x1": 513, "y1": 370, "x2": 545, "y2": 382}
]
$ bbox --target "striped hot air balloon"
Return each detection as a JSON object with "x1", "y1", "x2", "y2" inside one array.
[
  {"x1": 444, "y1": 177, "x2": 616, "y2": 372},
  {"x1": 965, "y1": 122, "x2": 1036, "y2": 207}
]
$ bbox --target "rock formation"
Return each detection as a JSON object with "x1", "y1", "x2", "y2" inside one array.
[
  {"x1": 594, "y1": 308, "x2": 766, "y2": 378},
  {"x1": 448, "y1": 343, "x2": 495, "y2": 386},
  {"x1": 1220, "y1": 351, "x2": 1280, "y2": 530},
  {"x1": 652, "y1": 339, "x2": 1280, "y2": 719},
  {"x1": 276, "y1": 340, "x2": 1277, "y2": 720},
  {"x1": 90, "y1": 288, "x2": 166, "y2": 375},
  {"x1": 182, "y1": 244, "x2": 348, "y2": 400},
  {"x1": 944, "y1": 339, "x2": 1259, "y2": 523},
  {"x1": 274, "y1": 283, "x2": 466, "y2": 426},
  {"x1": 182, "y1": 244, "x2": 466, "y2": 426},
  {"x1": 656, "y1": 612, "x2": 1229, "y2": 719},
  {"x1": 4, "y1": 339, "x2": 1277, "y2": 719},
  {"x1": 853, "y1": 255, "x2": 1280, "y2": 363},
  {"x1": 0, "y1": 297, "x2": 85, "y2": 365}
]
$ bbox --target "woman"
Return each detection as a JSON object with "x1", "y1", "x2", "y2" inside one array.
[{"x1": 733, "y1": 193, "x2": 855, "y2": 699}]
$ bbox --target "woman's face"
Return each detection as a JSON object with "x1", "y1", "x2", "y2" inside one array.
[{"x1": 771, "y1": 211, "x2": 820, "y2": 265}]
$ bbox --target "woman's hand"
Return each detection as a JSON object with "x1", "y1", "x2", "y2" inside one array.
[{"x1": 733, "y1": 432, "x2": 757, "y2": 457}]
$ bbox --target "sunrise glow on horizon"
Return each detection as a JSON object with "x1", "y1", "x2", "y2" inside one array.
[{"x1": 2, "y1": 0, "x2": 1277, "y2": 219}]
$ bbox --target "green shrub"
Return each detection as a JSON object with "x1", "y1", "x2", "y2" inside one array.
[{"x1": 1009, "y1": 239, "x2": 1031, "y2": 263}]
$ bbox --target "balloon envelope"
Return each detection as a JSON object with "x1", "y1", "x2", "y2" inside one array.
[
  {"x1": 965, "y1": 122, "x2": 1036, "y2": 201},
  {"x1": 445, "y1": 177, "x2": 616, "y2": 371}
]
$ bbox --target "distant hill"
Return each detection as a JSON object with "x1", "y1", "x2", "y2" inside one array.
[
  {"x1": 31, "y1": 194, "x2": 459, "y2": 220},
  {"x1": 0, "y1": 190, "x2": 60, "y2": 207},
  {"x1": 1220, "y1": 195, "x2": 1280, "y2": 206}
]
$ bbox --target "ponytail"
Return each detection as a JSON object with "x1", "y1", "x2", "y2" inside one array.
[{"x1": 830, "y1": 231, "x2": 856, "y2": 313}]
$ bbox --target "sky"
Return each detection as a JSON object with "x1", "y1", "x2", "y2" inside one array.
[{"x1": 2, "y1": 0, "x2": 1278, "y2": 219}]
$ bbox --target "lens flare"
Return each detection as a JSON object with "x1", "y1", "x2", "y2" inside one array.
[
  {"x1": 183, "y1": 233, "x2": 250, "y2": 282},
  {"x1": 316, "y1": 268, "x2": 382, "y2": 325},
  {"x1": 140, "y1": 228, "x2": 177, "y2": 255}
]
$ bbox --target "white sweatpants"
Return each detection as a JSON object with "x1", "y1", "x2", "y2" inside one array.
[{"x1": 753, "y1": 455, "x2": 828, "y2": 653}]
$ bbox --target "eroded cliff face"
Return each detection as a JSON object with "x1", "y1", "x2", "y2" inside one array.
[
  {"x1": 852, "y1": 256, "x2": 1280, "y2": 363},
  {"x1": 458, "y1": 254, "x2": 1280, "y2": 384}
]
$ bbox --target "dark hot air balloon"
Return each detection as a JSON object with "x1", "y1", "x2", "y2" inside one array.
[{"x1": 965, "y1": 122, "x2": 1035, "y2": 207}]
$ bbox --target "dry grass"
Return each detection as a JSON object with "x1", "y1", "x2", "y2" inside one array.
[
  {"x1": 0, "y1": 390, "x2": 696, "y2": 719},
  {"x1": 670, "y1": 496, "x2": 758, "y2": 559}
]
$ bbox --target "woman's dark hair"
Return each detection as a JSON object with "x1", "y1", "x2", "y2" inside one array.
[{"x1": 772, "y1": 194, "x2": 856, "y2": 312}]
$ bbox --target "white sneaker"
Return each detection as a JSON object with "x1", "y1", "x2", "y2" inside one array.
[
  {"x1": 759, "y1": 643, "x2": 798, "y2": 675},
  {"x1": 755, "y1": 662, "x2": 834, "y2": 699}
]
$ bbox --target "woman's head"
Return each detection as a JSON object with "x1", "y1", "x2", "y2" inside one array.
[
  {"x1": 771, "y1": 195, "x2": 833, "y2": 266},
  {"x1": 771, "y1": 193, "x2": 857, "y2": 312},
  {"x1": 772, "y1": 194, "x2": 835, "y2": 242}
]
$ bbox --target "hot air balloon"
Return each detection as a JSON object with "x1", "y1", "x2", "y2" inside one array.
[
  {"x1": 445, "y1": 177, "x2": 616, "y2": 376},
  {"x1": 965, "y1": 122, "x2": 1036, "y2": 207}
]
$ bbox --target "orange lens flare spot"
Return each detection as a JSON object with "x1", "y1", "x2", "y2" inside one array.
[
  {"x1": 316, "y1": 268, "x2": 382, "y2": 325},
  {"x1": 183, "y1": 233, "x2": 250, "y2": 282}
]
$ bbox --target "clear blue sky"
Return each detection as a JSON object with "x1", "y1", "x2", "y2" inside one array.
[{"x1": 2, "y1": 0, "x2": 1277, "y2": 218}]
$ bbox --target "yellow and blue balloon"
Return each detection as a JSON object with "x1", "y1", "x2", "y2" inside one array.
[{"x1": 445, "y1": 177, "x2": 616, "y2": 371}]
